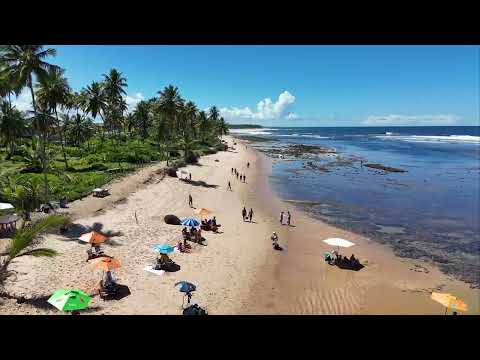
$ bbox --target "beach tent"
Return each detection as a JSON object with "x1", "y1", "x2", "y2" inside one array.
[
  {"x1": 47, "y1": 289, "x2": 91, "y2": 312},
  {"x1": 0, "y1": 203, "x2": 14, "y2": 210},
  {"x1": 431, "y1": 292, "x2": 468, "y2": 314},
  {"x1": 323, "y1": 238, "x2": 355, "y2": 253},
  {"x1": 79, "y1": 231, "x2": 107, "y2": 244}
]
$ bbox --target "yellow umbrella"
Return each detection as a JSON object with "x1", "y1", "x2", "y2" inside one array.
[
  {"x1": 194, "y1": 208, "x2": 212, "y2": 217},
  {"x1": 431, "y1": 292, "x2": 468, "y2": 314}
]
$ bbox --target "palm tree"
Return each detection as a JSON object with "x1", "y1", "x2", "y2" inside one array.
[
  {"x1": 218, "y1": 116, "x2": 229, "y2": 137},
  {"x1": 0, "y1": 101, "x2": 25, "y2": 159},
  {"x1": 83, "y1": 81, "x2": 107, "y2": 143},
  {"x1": 0, "y1": 45, "x2": 59, "y2": 128},
  {"x1": 157, "y1": 85, "x2": 183, "y2": 134},
  {"x1": 103, "y1": 69, "x2": 127, "y2": 139},
  {"x1": 133, "y1": 100, "x2": 152, "y2": 142},
  {"x1": 0, "y1": 46, "x2": 59, "y2": 201},
  {"x1": 66, "y1": 114, "x2": 93, "y2": 147},
  {"x1": 0, "y1": 64, "x2": 22, "y2": 108},
  {"x1": 7, "y1": 214, "x2": 70, "y2": 260},
  {"x1": 35, "y1": 67, "x2": 71, "y2": 169},
  {"x1": 198, "y1": 110, "x2": 209, "y2": 143}
]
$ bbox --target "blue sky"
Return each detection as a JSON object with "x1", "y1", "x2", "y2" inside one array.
[{"x1": 14, "y1": 45, "x2": 479, "y2": 126}]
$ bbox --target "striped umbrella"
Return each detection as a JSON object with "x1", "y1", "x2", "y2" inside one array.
[{"x1": 181, "y1": 218, "x2": 200, "y2": 227}]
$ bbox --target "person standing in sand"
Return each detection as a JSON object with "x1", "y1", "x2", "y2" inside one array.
[
  {"x1": 236, "y1": 172, "x2": 239, "y2": 180},
  {"x1": 188, "y1": 194, "x2": 193, "y2": 208},
  {"x1": 247, "y1": 162, "x2": 250, "y2": 168},
  {"x1": 242, "y1": 207, "x2": 247, "y2": 222},
  {"x1": 244, "y1": 174, "x2": 246, "y2": 183},
  {"x1": 228, "y1": 181, "x2": 232, "y2": 191},
  {"x1": 249, "y1": 208, "x2": 253, "y2": 222},
  {"x1": 280, "y1": 211, "x2": 284, "y2": 225},
  {"x1": 189, "y1": 173, "x2": 192, "y2": 181},
  {"x1": 271, "y1": 232, "x2": 279, "y2": 248},
  {"x1": 287, "y1": 211, "x2": 291, "y2": 226}
]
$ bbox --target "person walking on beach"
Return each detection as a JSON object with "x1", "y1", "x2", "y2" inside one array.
[
  {"x1": 227, "y1": 181, "x2": 232, "y2": 191},
  {"x1": 242, "y1": 207, "x2": 247, "y2": 222},
  {"x1": 236, "y1": 172, "x2": 239, "y2": 180},
  {"x1": 188, "y1": 194, "x2": 193, "y2": 208},
  {"x1": 247, "y1": 162, "x2": 250, "y2": 168},
  {"x1": 244, "y1": 174, "x2": 246, "y2": 183},
  {"x1": 189, "y1": 173, "x2": 192, "y2": 181},
  {"x1": 287, "y1": 211, "x2": 291, "y2": 226},
  {"x1": 231, "y1": 168, "x2": 234, "y2": 174},
  {"x1": 271, "y1": 232, "x2": 279, "y2": 249},
  {"x1": 249, "y1": 208, "x2": 253, "y2": 222},
  {"x1": 280, "y1": 211, "x2": 284, "y2": 225}
]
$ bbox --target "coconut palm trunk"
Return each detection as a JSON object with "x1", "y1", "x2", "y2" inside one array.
[{"x1": 54, "y1": 107, "x2": 69, "y2": 169}]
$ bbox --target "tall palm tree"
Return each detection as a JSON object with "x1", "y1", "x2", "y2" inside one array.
[
  {"x1": 0, "y1": 101, "x2": 25, "y2": 159},
  {"x1": 66, "y1": 114, "x2": 93, "y2": 147},
  {"x1": 0, "y1": 45, "x2": 59, "y2": 127},
  {"x1": 218, "y1": 116, "x2": 229, "y2": 137},
  {"x1": 133, "y1": 100, "x2": 152, "y2": 142},
  {"x1": 36, "y1": 67, "x2": 71, "y2": 169},
  {"x1": 0, "y1": 64, "x2": 22, "y2": 108},
  {"x1": 103, "y1": 69, "x2": 127, "y2": 139},
  {"x1": 83, "y1": 81, "x2": 107, "y2": 143},
  {"x1": 157, "y1": 85, "x2": 183, "y2": 135},
  {"x1": 0, "y1": 46, "x2": 59, "y2": 201},
  {"x1": 198, "y1": 110, "x2": 209, "y2": 143}
]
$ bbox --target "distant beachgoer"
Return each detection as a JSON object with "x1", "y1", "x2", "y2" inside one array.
[
  {"x1": 280, "y1": 211, "x2": 284, "y2": 225},
  {"x1": 188, "y1": 194, "x2": 193, "y2": 207},
  {"x1": 242, "y1": 207, "x2": 247, "y2": 221},
  {"x1": 244, "y1": 175, "x2": 246, "y2": 183},
  {"x1": 249, "y1": 208, "x2": 253, "y2": 222},
  {"x1": 231, "y1": 168, "x2": 234, "y2": 174},
  {"x1": 189, "y1": 173, "x2": 192, "y2": 181},
  {"x1": 287, "y1": 211, "x2": 291, "y2": 226},
  {"x1": 247, "y1": 162, "x2": 250, "y2": 168},
  {"x1": 236, "y1": 173, "x2": 239, "y2": 180},
  {"x1": 271, "y1": 232, "x2": 279, "y2": 248},
  {"x1": 228, "y1": 181, "x2": 232, "y2": 191},
  {"x1": 212, "y1": 216, "x2": 217, "y2": 226}
]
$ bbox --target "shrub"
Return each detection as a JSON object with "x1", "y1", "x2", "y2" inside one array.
[{"x1": 185, "y1": 152, "x2": 198, "y2": 164}]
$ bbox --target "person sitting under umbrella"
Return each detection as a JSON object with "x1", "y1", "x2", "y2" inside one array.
[
  {"x1": 103, "y1": 270, "x2": 117, "y2": 289},
  {"x1": 155, "y1": 253, "x2": 173, "y2": 269}
]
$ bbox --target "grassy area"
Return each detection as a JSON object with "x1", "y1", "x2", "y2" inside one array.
[{"x1": 0, "y1": 137, "x2": 226, "y2": 204}]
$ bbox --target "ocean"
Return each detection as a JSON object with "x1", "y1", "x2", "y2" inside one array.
[{"x1": 231, "y1": 126, "x2": 480, "y2": 287}]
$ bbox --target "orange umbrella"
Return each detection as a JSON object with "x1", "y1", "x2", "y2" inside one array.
[
  {"x1": 194, "y1": 208, "x2": 212, "y2": 217},
  {"x1": 79, "y1": 231, "x2": 107, "y2": 245},
  {"x1": 431, "y1": 292, "x2": 468, "y2": 314},
  {"x1": 89, "y1": 257, "x2": 121, "y2": 272}
]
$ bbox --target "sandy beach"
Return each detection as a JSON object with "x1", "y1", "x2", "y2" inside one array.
[{"x1": 1, "y1": 135, "x2": 478, "y2": 315}]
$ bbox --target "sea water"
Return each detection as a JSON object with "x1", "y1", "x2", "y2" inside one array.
[{"x1": 232, "y1": 126, "x2": 480, "y2": 286}]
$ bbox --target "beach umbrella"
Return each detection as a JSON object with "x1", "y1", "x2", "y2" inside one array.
[
  {"x1": 323, "y1": 238, "x2": 355, "y2": 253},
  {"x1": 175, "y1": 281, "x2": 196, "y2": 293},
  {"x1": 79, "y1": 231, "x2": 107, "y2": 245},
  {"x1": 89, "y1": 256, "x2": 121, "y2": 272},
  {"x1": 431, "y1": 292, "x2": 468, "y2": 314},
  {"x1": 153, "y1": 244, "x2": 174, "y2": 254},
  {"x1": 194, "y1": 208, "x2": 212, "y2": 217},
  {"x1": 47, "y1": 289, "x2": 92, "y2": 312},
  {"x1": 0, "y1": 203, "x2": 14, "y2": 211},
  {"x1": 181, "y1": 218, "x2": 200, "y2": 227}
]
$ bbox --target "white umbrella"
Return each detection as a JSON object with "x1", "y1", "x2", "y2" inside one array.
[
  {"x1": 323, "y1": 238, "x2": 355, "y2": 253},
  {"x1": 0, "y1": 203, "x2": 14, "y2": 210}
]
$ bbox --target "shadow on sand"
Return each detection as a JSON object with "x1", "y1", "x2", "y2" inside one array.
[
  {"x1": 180, "y1": 179, "x2": 218, "y2": 189},
  {"x1": 61, "y1": 222, "x2": 123, "y2": 246}
]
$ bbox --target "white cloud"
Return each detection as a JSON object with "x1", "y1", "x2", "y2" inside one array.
[
  {"x1": 220, "y1": 91, "x2": 297, "y2": 121},
  {"x1": 363, "y1": 114, "x2": 460, "y2": 126},
  {"x1": 10, "y1": 89, "x2": 33, "y2": 113},
  {"x1": 124, "y1": 92, "x2": 145, "y2": 113}
]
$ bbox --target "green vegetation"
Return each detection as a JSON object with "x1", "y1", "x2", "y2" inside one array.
[{"x1": 0, "y1": 45, "x2": 229, "y2": 216}]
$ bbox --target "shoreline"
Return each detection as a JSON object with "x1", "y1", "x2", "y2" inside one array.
[
  {"x1": 1, "y1": 135, "x2": 478, "y2": 314},
  {"x1": 236, "y1": 136, "x2": 480, "y2": 314}
]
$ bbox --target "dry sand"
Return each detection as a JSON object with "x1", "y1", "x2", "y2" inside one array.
[{"x1": 1, "y1": 135, "x2": 478, "y2": 315}]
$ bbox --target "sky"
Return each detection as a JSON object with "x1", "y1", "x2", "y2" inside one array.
[{"x1": 12, "y1": 45, "x2": 480, "y2": 127}]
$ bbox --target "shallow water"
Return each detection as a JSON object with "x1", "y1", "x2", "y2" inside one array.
[{"x1": 237, "y1": 126, "x2": 480, "y2": 286}]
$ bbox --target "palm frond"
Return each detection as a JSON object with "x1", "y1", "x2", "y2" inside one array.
[{"x1": 19, "y1": 248, "x2": 58, "y2": 257}]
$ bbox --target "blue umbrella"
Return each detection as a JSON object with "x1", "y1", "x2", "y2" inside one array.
[
  {"x1": 181, "y1": 218, "x2": 200, "y2": 227},
  {"x1": 175, "y1": 281, "x2": 196, "y2": 293},
  {"x1": 153, "y1": 244, "x2": 174, "y2": 254}
]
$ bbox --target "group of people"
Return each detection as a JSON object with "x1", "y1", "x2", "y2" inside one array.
[
  {"x1": 325, "y1": 251, "x2": 361, "y2": 269},
  {"x1": 242, "y1": 206, "x2": 254, "y2": 222},
  {"x1": 201, "y1": 217, "x2": 220, "y2": 232},
  {"x1": 231, "y1": 168, "x2": 246, "y2": 183},
  {"x1": 279, "y1": 211, "x2": 292, "y2": 226},
  {"x1": 182, "y1": 226, "x2": 203, "y2": 243}
]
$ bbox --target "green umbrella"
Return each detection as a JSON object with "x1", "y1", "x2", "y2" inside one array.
[{"x1": 47, "y1": 289, "x2": 92, "y2": 312}]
